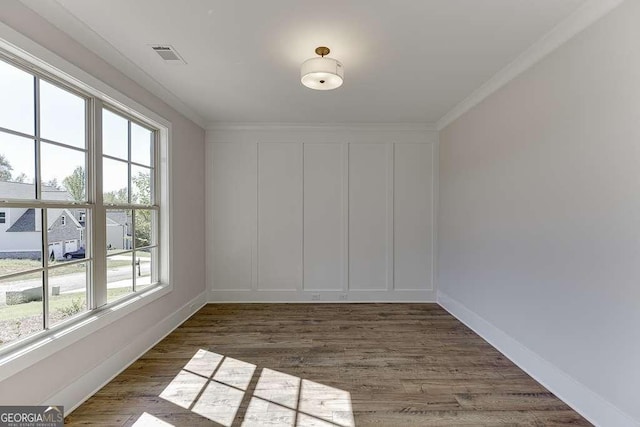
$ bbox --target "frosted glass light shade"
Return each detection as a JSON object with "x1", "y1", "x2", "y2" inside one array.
[{"x1": 300, "y1": 57, "x2": 344, "y2": 90}]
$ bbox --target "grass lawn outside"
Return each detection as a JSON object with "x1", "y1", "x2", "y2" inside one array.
[
  {"x1": 107, "y1": 250, "x2": 151, "y2": 257},
  {"x1": 0, "y1": 288, "x2": 132, "y2": 321},
  {"x1": 0, "y1": 287, "x2": 132, "y2": 346},
  {"x1": 0, "y1": 258, "x2": 143, "y2": 280}
]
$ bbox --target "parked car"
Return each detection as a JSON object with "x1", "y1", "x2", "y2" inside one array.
[{"x1": 63, "y1": 248, "x2": 86, "y2": 260}]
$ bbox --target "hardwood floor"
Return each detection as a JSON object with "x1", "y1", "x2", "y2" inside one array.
[{"x1": 66, "y1": 304, "x2": 590, "y2": 426}]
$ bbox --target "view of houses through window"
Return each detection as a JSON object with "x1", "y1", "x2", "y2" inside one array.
[
  {"x1": 0, "y1": 53, "x2": 159, "y2": 350},
  {"x1": 103, "y1": 108, "x2": 157, "y2": 302}
]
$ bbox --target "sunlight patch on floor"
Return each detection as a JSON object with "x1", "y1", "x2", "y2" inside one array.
[
  {"x1": 158, "y1": 349, "x2": 355, "y2": 427},
  {"x1": 253, "y1": 368, "x2": 301, "y2": 409},
  {"x1": 243, "y1": 397, "x2": 296, "y2": 426},
  {"x1": 300, "y1": 379, "x2": 355, "y2": 426},
  {"x1": 192, "y1": 380, "x2": 245, "y2": 426},
  {"x1": 212, "y1": 356, "x2": 256, "y2": 390},
  {"x1": 158, "y1": 370, "x2": 207, "y2": 409},
  {"x1": 131, "y1": 412, "x2": 174, "y2": 426},
  {"x1": 184, "y1": 348, "x2": 224, "y2": 377}
]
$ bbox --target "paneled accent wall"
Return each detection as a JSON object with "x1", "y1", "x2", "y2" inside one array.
[
  {"x1": 303, "y1": 143, "x2": 345, "y2": 291},
  {"x1": 206, "y1": 126, "x2": 437, "y2": 302},
  {"x1": 348, "y1": 143, "x2": 390, "y2": 291}
]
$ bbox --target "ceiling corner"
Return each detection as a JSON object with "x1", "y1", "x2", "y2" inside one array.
[
  {"x1": 19, "y1": 0, "x2": 208, "y2": 129},
  {"x1": 435, "y1": 0, "x2": 624, "y2": 131}
]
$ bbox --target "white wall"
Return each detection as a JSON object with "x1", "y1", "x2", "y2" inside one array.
[
  {"x1": 207, "y1": 126, "x2": 437, "y2": 302},
  {"x1": 0, "y1": 0, "x2": 206, "y2": 409},
  {"x1": 106, "y1": 224, "x2": 126, "y2": 250},
  {"x1": 0, "y1": 231, "x2": 41, "y2": 252},
  {"x1": 438, "y1": 1, "x2": 639, "y2": 425}
]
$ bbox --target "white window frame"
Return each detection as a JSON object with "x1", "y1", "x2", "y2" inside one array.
[
  {"x1": 100, "y1": 104, "x2": 160, "y2": 300},
  {"x1": 0, "y1": 21, "x2": 173, "y2": 382}
]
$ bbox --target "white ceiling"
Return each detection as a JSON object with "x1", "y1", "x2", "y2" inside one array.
[{"x1": 22, "y1": 0, "x2": 586, "y2": 126}]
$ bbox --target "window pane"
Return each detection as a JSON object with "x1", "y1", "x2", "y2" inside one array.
[
  {"x1": 106, "y1": 209, "x2": 132, "y2": 254},
  {"x1": 40, "y1": 80, "x2": 86, "y2": 148},
  {"x1": 131, "y1": 166, "x2": 151, "y2": 205},
  {"x1": 134, "y1": 209, "x2": 154, "y2": 248},
  {"x1": 0, "y1": 208, "x2": 42, "y2": 275},
  {"x1": 48, "y1": 262, "x2": 88, "y2": 327},
  {"x1": 47, "y1": 208, "x2": 87, "y2": 262},
  {"x1": 102, "y1": 109, "x2": 128, "y2": 160},
  {"x1": 107, "y1": 253, "x2": 133, "y2": 303},
  {"x1": 0, "y1": 60, "x2": 34, "y2": 135},
  {"x1": 0, "y1": 271, "x2": 43, "y2": 348},
  {"x1": 103, "y1": 158, "x2": 128, "y2": 203},
  {"x1": 134, "y1": 247, "x2": 155, "y2": 290},
  {"x1": 0, "y1": 132, "x2": 36, "y2": 198},
  {"x1": 131, "y1": 123, "x2": 152, "y2": 166},
  {"x1": 41, "y1": 142, "x2": 85, "y2": 202}
]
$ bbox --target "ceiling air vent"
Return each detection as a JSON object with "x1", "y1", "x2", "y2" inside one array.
[{"x1": 150, "y1": 45, "x2": 186, "y2": 64}]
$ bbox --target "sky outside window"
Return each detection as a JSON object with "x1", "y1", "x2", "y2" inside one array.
[
  {"x1": 0, "y1": 59, "x2": 34, "y2": 135},
  {"x1": 0, "y1": 59, "x2": 152, "y2": 198}
]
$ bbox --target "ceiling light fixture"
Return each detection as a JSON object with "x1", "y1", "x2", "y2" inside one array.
[{"x1": 301, "y1": 47, "x2": 344, "y2": 90}]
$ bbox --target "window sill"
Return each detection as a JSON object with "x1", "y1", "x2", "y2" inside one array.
[{"x1": 0, "y1": 282, "x2": 172, "y2": 383}]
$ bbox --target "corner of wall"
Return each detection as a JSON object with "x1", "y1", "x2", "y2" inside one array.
[
  {"x1": 435, "y1": 0, "x2": 625, "y2": 132},
  {"x1": 437, "y1": 291, "x2": 638, "y2": 427},
  {"x1": 43, "y1": 291, "x2": 207, "y2": 415}
]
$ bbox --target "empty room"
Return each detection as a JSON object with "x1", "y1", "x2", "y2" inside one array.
[{"x1": 0, "y1": 0, "x2": 637, "y2": 426}]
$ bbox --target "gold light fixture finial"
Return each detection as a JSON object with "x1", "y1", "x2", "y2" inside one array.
[{"x1": 315, "y1": 46, "x2": 330, "y2": 57}]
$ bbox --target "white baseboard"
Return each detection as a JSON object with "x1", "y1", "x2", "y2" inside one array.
[
  {"x1": 209, "y1": 289, "x2": 436, "y2": 303},
  {"x1": 437, "y1": 291, "x2": 638, "y2": 427},
  {"x1": 42, "y1": 291, "x2": 208, "y2": 416}
]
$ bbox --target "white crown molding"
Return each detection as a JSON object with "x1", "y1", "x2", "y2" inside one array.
[
  {"x1": 18, "y1": 0, "x2": 621, "y2": 133},
  {"x1": 19, "y1": 0, "x2": 207, "y2": 129},
  {"x1": 206, "y1": 122, "x2": 438, "y2": 132},
  {"x1": 436, "y1": 0, "x2": 625, "y2": 131}
]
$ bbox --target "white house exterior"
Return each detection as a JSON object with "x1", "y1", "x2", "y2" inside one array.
[
  {"x1": 0, "y1": 207, "x2": 42, "y2": 259},
  {"x1": 46, "y1": 208, "x2": 84, "y2": 260},
  {"x1": 106, "y1": 211, "x2": 132, "y2": 251},
  {"x1": 0, "y1": 182, "x2": 130, "y2": 259},
  {"x1": 0, "y1": 181, "x2": 68, "y2": 259}
]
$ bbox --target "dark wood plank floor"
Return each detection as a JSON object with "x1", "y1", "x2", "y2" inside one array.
[{"x1": 66, "y1": 304, "x2": 589, "y2": 426}]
